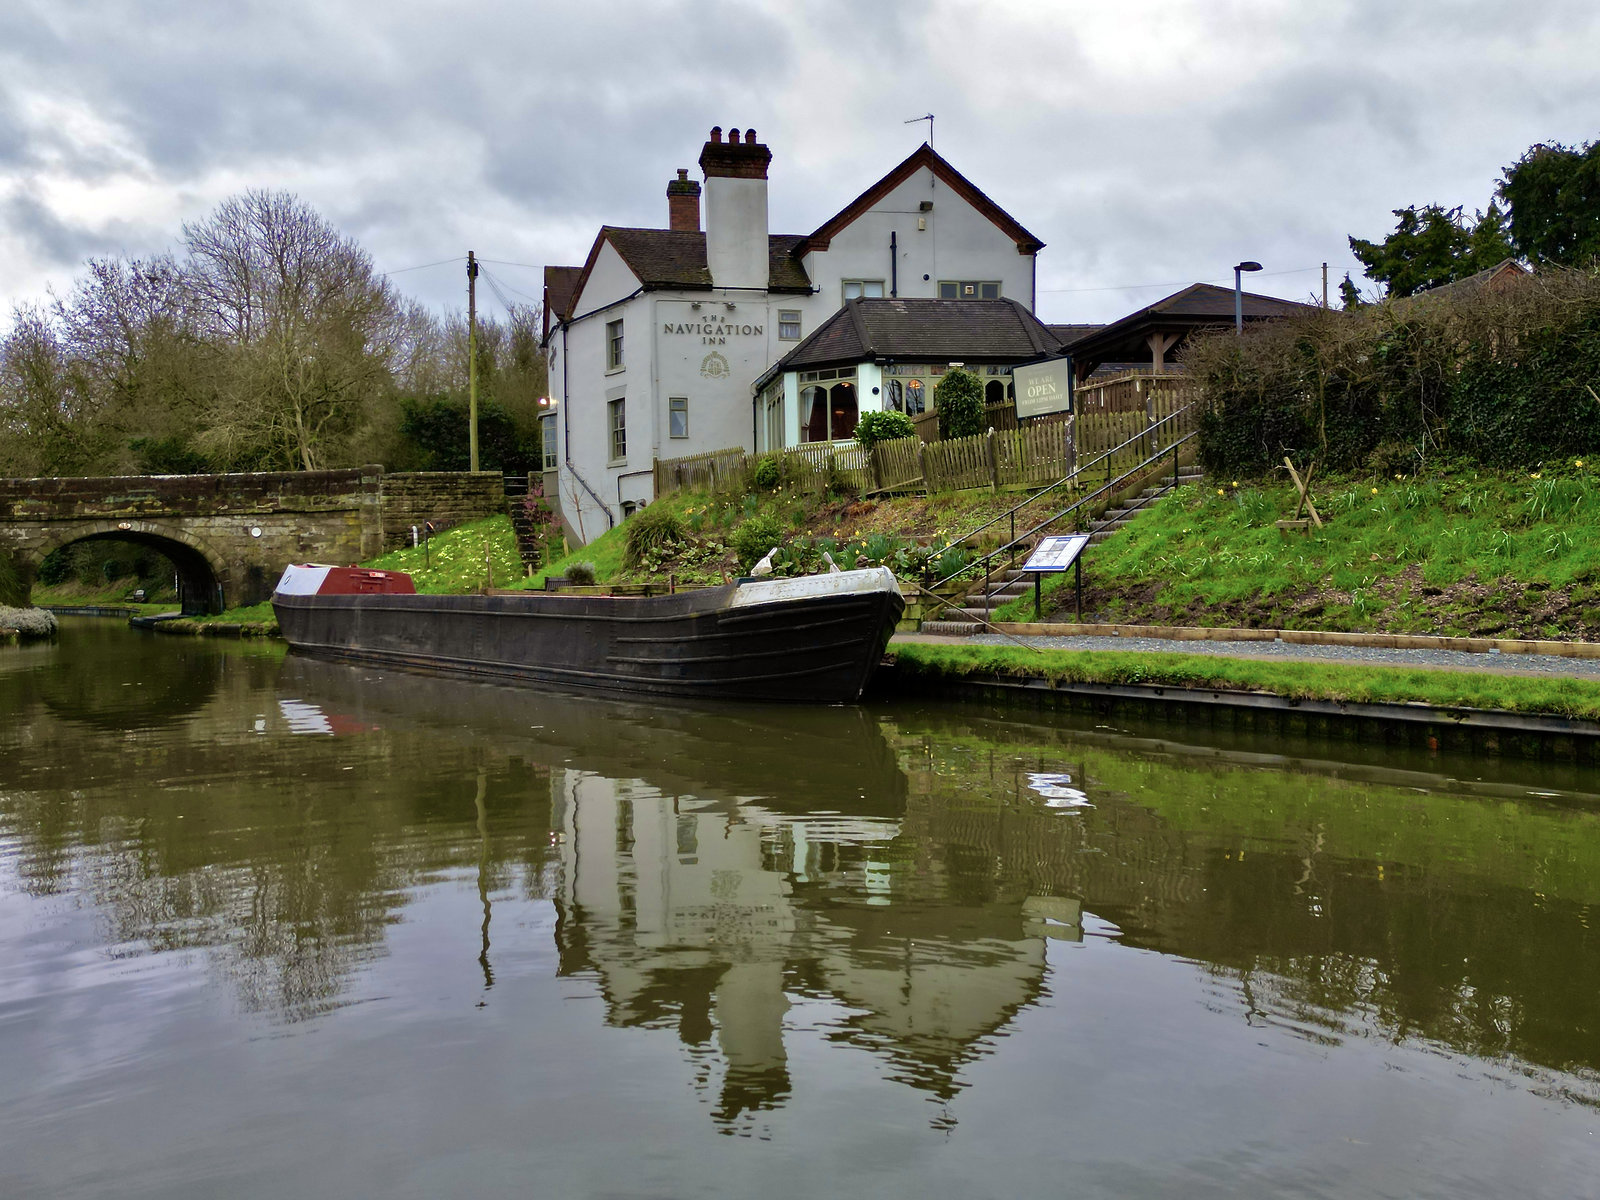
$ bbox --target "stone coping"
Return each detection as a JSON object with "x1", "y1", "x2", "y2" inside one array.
[{"x1": 991, "y1": 622, "x2": 1600, "y2": 660}]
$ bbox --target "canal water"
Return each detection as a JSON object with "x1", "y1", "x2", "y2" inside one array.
[{"x1": 2, "y1": 620, "x2": 1597, "y2": 1198}]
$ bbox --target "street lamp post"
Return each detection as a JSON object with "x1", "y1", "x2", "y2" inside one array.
[{"x1": 1233, "y1": 261, "x2": 1263, "y2": 334}]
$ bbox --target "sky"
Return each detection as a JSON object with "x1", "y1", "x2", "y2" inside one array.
[{"x1": 2, "y1": 0, "x2": 1598, "y2": 328}]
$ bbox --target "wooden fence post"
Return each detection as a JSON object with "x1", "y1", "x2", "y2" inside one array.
[
  {"x1": 916, "y1": 442, "x2": 928, "y2": 494},
  {"x1": 986, "y1": 428, "x2": 999, "y2": 491}
]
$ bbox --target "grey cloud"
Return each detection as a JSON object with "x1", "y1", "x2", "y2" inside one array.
[{"x1": 2, "y1": 0, "x2": 1599, "y2": 323}]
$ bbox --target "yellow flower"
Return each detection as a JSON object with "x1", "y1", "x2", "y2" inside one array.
[
  {"x1": 1230, "y1": 480, "x2": 1238, "y2": 488},
  {"x1": 1576, "y1": 460, "x2": 1585, "y2": 468},
  {"x1": 1216, "y1": 488, "x2": 1225, "y2": 496},
  {"x1": 1532, "y1": 472, "x2": 1542, "y2": 480},
  {"x1": 1370, "y1": 487, "x2": 1378, "y2": 494}
]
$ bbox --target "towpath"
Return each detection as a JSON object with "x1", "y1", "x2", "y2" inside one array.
[{"x1": 895, "y1": 631, "x2": 1600, "y2": 682}]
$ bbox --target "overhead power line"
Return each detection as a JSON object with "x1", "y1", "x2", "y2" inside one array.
[
  {"x1": 1038, "y1": 265, "x2": 1325, "y2": 295},
  {"x1": 380, "y1": 256, "x2": 462, "y2": 276}
]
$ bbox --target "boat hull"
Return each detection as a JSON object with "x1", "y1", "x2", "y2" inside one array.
[{"x1": 271, "y1": 569, "x2": 905, "y2": 704}]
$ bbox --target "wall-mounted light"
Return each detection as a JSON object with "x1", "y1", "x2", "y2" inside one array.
[
  {"x1": 691, "y1": 301, "x2": 702, "y2": 309},
  {"x1": 725, "y1": 301, "x2": 736, "y2": 310},
  {"x1": 250, "y1": 526, "x2": 263, "y2": 538},
  {"x1": 116, "y1": 521, "x2": 132, "y2": 530}
]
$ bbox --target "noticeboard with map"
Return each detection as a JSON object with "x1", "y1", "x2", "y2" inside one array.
[{"x1": 1022, "y1": 534, "x2": 1091, "y2": 572}]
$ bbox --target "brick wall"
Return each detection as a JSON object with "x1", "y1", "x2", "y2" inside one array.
[{"x1": 380, "y1": 472, "x2": 506, "y2": 549}]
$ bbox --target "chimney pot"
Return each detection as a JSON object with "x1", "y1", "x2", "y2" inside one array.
[
  {"x1": 710, "y1": 126, "x2": 722, "y2": 143},
  {"x1": 677, "y1": 168, "x2": 688, "y2": 181},
  {"x1": 729, "y1": 128, "x2": 741, "y2": 143},
  {"x1": 745, "y1": 129, "x2": 757, "y2": 144}
]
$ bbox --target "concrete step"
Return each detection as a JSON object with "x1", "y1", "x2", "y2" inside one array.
[{"x1": 921, "y1": 619, "x2": 982, "y2": 636}]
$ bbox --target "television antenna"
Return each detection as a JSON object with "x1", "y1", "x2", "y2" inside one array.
[{"x1": 904, "y1": 113, "x2": 934, "y2": 147}]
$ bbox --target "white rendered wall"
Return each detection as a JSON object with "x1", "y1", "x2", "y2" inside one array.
[
  {"x1": 704, "y1": 175, "x2": 769, "y2": 290},
  {"x1": 801, "y1": 166, "x2": 1036, "y2": 312}
]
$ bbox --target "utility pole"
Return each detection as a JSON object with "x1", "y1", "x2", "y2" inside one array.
[
  {"x1": 1322, "y1": 262, "x2": 1329, "y2": 308},
  {"x1": 467, "y1": 250, "x2": 480, "y2": 473}
]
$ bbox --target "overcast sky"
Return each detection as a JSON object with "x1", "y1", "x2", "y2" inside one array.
[{"x1": 3, "y1": 0, "x2": 1597, "y2": 327}]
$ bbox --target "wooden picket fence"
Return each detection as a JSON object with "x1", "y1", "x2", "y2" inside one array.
[
  {"x1": 652, "y1": 384, "x2": 1199, "y2": 501},
  {"x1": 652, "y1": 446, "x2": 752, "y2": 494}
]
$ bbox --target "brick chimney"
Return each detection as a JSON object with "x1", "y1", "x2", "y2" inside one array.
[
  {"x1": 667, "y1": 168, "x2": 700, "y2": 232},
  {"x1": 699, "y1": 126, "x2": 771, "y2": 290}
]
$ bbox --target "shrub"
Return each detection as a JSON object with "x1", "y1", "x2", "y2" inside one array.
[
  {"x1": 751, "y1": 454, "x2": 780, "y2": 489},
  {"x1": 564, "y1": 561, "x2": 596, "y2": 585},
  {"x1": 1192, "y1": 267, "x2": 1600, "y2": 476},
  {"x1": 935, "y1": 367, "x2": 986, "y2": 440},
  {"x1": 623, "y1": 505, "x2": 684, "y2": 568},
  {"x1": 731, "y1": 512, "x2": 784, "y2": 571},
  {"x1": 933, "y1": 545, "x2": 974, "y2": 581},
  {"x1": 854, "y1": 410, "x2": 916, "y2": 449}
]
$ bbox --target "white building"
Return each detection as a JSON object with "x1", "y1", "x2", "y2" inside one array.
[{"x1": 542, "y1": 127, "x2": 1045, "y2": 542}]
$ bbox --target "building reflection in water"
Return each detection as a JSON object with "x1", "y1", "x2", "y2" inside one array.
[{"x1": 550, "y1": 760, "x2": 1073, "y2": 1130}]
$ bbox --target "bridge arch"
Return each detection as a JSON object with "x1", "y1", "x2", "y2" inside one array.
[{"x1": 25, "y1": 520, "x2": 232, "y2": 614}]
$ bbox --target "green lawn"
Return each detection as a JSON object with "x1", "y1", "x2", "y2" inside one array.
[
  {"x1": 891, "y1": 641, "x2": 1600, "y2": 721},
  {"x1": 994, "y1": 466, "x2": 1600, "y2": 638}
]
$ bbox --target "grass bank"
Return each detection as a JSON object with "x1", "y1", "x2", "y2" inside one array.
[
  {"x1": 889, "y1": 642, "x2": 1600, "y2": 721},
  {"x1": 996, "y1": 466, "x2": 1600, "y2": 639},
  {"x1": 518, "y1": 484, "x2": 1036, "y2": 591}
]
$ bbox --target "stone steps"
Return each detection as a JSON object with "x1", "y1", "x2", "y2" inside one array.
[{"x1": 926, "y1": 460, "x2": 1204, "y2": 632}]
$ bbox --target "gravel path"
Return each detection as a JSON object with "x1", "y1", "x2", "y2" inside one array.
[{"x1": 932, "y1": 632, "x2": 1600, "y2": 681}]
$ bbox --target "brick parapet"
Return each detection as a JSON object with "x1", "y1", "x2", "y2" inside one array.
[{"x1": 380, "y1": 472, "x2": 505, "y2": 549}]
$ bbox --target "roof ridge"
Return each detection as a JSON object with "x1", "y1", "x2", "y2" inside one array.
[
  {"x1": 843, "y1": 297, "x2": 874, "y2": 357},
  {"x1": 798, "y1": 143, "x2": 1044, "y2": 255}
]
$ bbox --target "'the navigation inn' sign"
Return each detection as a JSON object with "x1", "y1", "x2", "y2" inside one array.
[
  {"x1": 662, "y1": 320, "x2": 764, "y2": 346},
  {"x1": 1012, "y1": 358, "x2": 1073, "y2": 419}
]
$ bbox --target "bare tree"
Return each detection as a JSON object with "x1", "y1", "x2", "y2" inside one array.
[
  {"x1": 53, "y1": 255, "x2": 212, "y2": 471},
  {"x1": 0, "y1": 305, "x2": 106, "y2": 476},
  {"x1": 184, "y1": 190, "x2": 403, "y2": 470}
]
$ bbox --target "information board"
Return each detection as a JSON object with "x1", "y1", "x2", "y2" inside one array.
[
  {"x1": 1022, "y1": 534, "x2": 1090, "y2": 572},
  {"x1": 1013, "y1": 358, "x2": 1074, "y2": 420}
]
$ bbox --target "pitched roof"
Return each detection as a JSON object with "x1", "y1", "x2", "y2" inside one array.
[
  {"x1": 799, "y1": 143, "x2": 1045, "y2": 255},
  {"x1": 560, "y1": 227, "x2": 813, "y2": 322},
  {"x1": 543, "y1": 265, "x2": 583, "y2": 334},
  {"x1": 1046, "y1": 323, "x2": 1104, "y2": 347},
  {"x1": 1066, "y1": 283, "x2": 1317, "y2": 373},
  {"x1": 760, "y1": 298, "x2": 1064, "y2": 386},
  {"x1": 1411, "y1": 257, "x2": 1530, "y2": 300}
]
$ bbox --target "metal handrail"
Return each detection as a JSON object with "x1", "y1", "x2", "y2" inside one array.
[
  {"x1": 929, "y1": 429, "x2": 1198, "y2": 596},
  {"x1": 925, "y1": 402, "x2": 1198, "y2": 564}
]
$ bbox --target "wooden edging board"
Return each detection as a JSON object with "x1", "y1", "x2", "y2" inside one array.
[{"x1": 991, "y1": 621, "x2": 1600, "y2": 660}]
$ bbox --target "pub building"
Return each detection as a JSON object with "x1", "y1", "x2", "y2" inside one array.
[{"x1": 542, "y1": 126, "x2": 1047, "y2": 540}]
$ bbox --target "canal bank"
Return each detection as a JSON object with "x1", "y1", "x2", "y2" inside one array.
[
  {"x1": 47, "y1": 596, "x2": 1600, "y2": 760},
  {"x1": 879, "y1": 639, "x2": 1600, "y2": 763}
]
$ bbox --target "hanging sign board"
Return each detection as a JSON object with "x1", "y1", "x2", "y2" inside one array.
[
  {"x1": 1013, "y1": 358, "x2": 1074, "y2": 420},
  {"x1": 1023, "y1": 534, "x2": 1090, "y2": 572}
]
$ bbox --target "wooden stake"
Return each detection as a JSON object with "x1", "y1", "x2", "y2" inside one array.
[{"x1": 1282, "y1": 457, "x2": 1324, "y2": 528}]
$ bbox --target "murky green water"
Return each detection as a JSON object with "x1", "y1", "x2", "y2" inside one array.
[{"x1": 2, "y1": 621, "x2": 1597, "y2": 1198}]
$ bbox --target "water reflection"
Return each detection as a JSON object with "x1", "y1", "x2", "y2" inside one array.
[{"x1": 3, "y1": 624, "x2": 1600, "y2": 1150}]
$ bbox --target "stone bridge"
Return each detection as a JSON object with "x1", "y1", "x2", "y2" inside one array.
[{"x1": 0, "y1": 467, "x2": 506, "y2": 613}]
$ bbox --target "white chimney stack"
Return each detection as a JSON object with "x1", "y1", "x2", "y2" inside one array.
[{"x1": 699, "y1": 126, "x2": 770, "y2": 291}]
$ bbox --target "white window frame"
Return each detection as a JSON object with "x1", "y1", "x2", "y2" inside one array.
[
  {"x1": 540, "y1": 412, "x2": 558, "y2": 471},
  {"x1": 606, "y1": 319, "x2": 624, "y2": 372},
  {"x1": 778, "y1": 310, "x2": 802, "y2": 340},
  {"x1": 668, "y1": 396, "x2": 689, "y2": 439},
  {"x1": 607, "y1": 397, "x2": 626, "y2": 463},
  {"x1": 842, "y1": 279, "x2": 885, "y2": 302}
]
